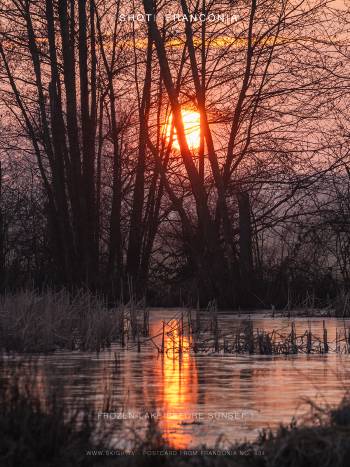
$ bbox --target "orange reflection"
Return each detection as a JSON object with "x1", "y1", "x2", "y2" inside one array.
[{"x1": 159, "y1": 321, "x2": 198, "y2": 448}]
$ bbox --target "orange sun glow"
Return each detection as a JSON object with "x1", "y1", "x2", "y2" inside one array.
[{"x1": 164, "y1": 109, "x2": 201, "y2": 151}]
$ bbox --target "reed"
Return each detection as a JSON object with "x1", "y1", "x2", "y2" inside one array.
[
  {"x1": 323, "y1": 320, "x2": 329, "y2": 353},
  {"x1": 2, "y1": 290, "x2": 350, "y2": 358},
  {"x1": 156, "y1": 309, "x2": 350, "y2": 357},
  {"x1": 0, "y1": 288, "x2": 150, "y2": 353},
  {"x1": 256, "y1": 330, "x2": 273, "y2": 355},
  {"x1": 143, "y1": 307, "x2": 149, "y2": 337},
  {"x1": 161, "y1": 321, "x2": 165, "y2": 354},
  {"x1": 243, "y1": 319, "x2": 255, "y2": 354}
]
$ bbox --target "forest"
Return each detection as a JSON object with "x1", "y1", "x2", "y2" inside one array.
[{"x1": 0, "y1": 0, "x2": 349, "y2": 308}]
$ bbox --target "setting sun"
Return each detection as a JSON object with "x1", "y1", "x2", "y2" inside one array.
[{"x1": 164, "y1": 109, "x2": 201, "y2": 151}]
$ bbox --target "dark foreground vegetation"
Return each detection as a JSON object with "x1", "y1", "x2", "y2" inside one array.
[{"x1": 1, "y1": 358, "x2": 350, "y2": 467}]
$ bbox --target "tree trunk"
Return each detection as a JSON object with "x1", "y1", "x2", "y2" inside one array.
[
  {"x1": 107, "y1": 83, "x2": 123, "y2": 288},
  {"x1": 58, "y1": 0, "x2": 86, "y2": 282},
  {"x1": 0, "y1": 161, "x2": 5, "y2": 289},
  {"x1": 238, "y1": 190, "x2": 254, "y2": 302},
  {"x1": 78, "y1": 0, "x2": 97, "y2": 284},
  {"x1": 126, "y1": 35, "x2": 153, "y2": 292}
]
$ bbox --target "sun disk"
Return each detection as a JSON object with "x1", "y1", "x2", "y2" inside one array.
[{"x1": 164, "y1": 109, "x2": 201, "y2": 151}]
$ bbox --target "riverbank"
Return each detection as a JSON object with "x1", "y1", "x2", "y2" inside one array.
[{"x1": 0, "y1": 289, "x2": 346, "y2": 354}]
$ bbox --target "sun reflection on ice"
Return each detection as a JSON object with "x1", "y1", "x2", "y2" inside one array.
[{"x1": 160, "y1": 321, "x2": 198, "y2": 448}]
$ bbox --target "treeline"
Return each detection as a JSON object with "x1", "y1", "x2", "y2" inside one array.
[{"x1": 0, "y1": 0, "x2": 349, "y2": 307}]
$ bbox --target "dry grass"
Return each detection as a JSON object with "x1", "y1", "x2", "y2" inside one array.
[
  {"x1": 0, "y1": 359, "x2": 110, "y2": 467},
  {"x1": 0, "y1": 289, "x2": 119, "y2": 352}
]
